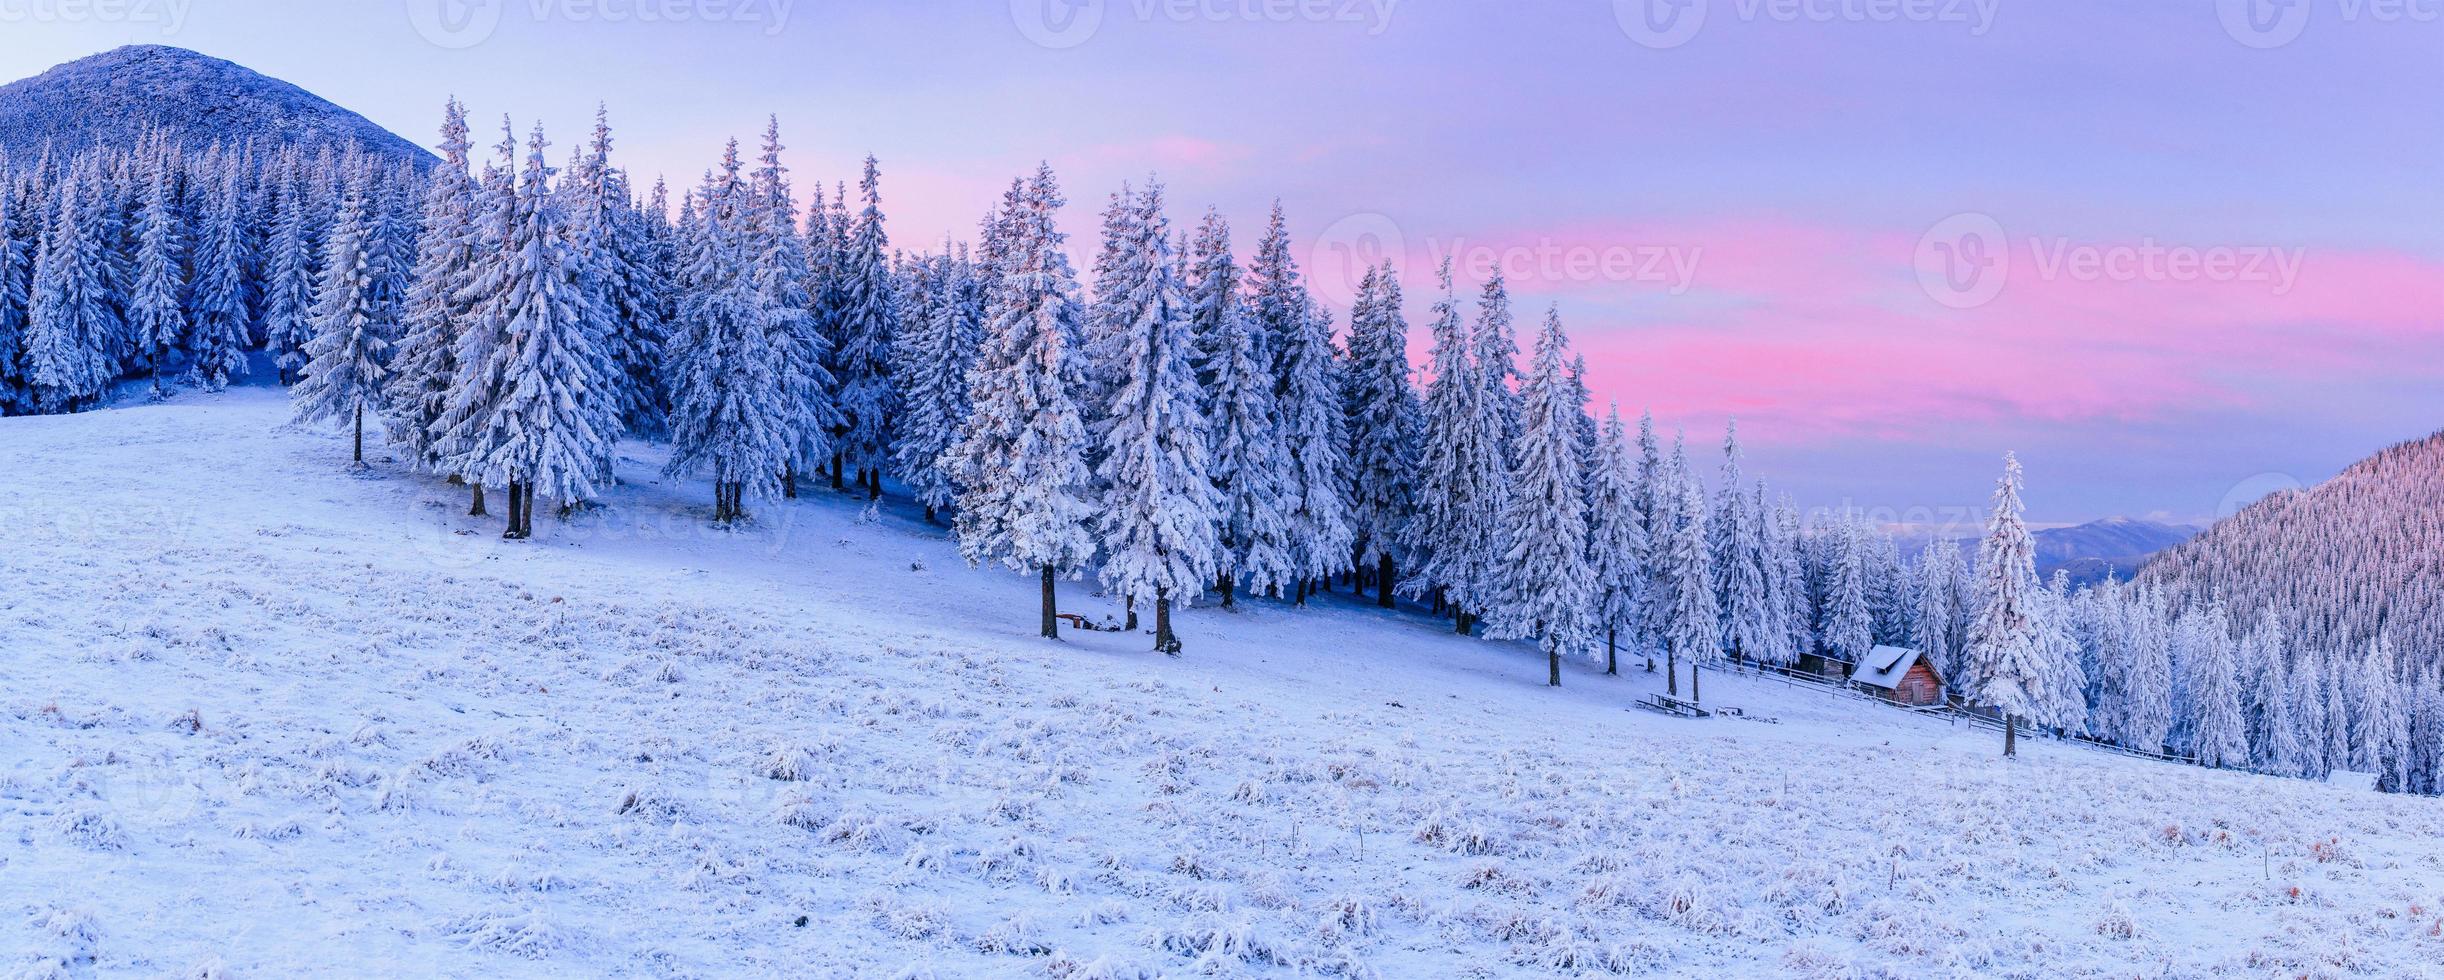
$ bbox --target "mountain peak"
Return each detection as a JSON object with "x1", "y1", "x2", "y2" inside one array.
[{"x1": 0, "y1": 45, "x2": 431, "y2": 165}]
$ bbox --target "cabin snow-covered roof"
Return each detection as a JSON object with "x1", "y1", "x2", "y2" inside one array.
[{"x1": 1852, "y1": 645, "x2": 1929, "y2": 691}]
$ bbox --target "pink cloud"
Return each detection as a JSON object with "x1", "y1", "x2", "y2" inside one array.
[{"x1": 1387, "y1": 216, "x2": 2444, "y2": 448}]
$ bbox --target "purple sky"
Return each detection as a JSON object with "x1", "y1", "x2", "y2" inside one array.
[{"x1": 8, "y1": 1, "x2": 2441, "y2": 530}]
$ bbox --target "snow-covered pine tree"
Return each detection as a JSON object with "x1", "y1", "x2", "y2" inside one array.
[
  {"x1": 945, "y1": 164, "x2": 1097, "y2": 639},
  {"x1": 1913, "y1": 538, "x2": 1963, "y2": 683},
  {"x1": 1277, "y1": 290, "x2": 1355, "y2": 602},
  {"x1": 1587, "y1": 404, "x2": 1649, "y2": 674},
  {"x1": 1472, "y1": 271, "x2": 1522, "y2": 456},
  {"x1": 569, "y1": 106, "x2": 668, "y2": 443},
  {"x1": 446, "y1": 124, "x2": 613, "y2": 538},
  {"x1": 2180, "y1": 603, "x2": 2247, "y2": 768},
  {"x1": 746, "y1": 121, "x2": 836, "y2": 495},
  {"x1": 1092, "y1": 179, "x2": 1219, "y2": 653},
  {"x1": 386, "y1": 99, "x2": 479, "y2": 473},
  {"x1": 2036, "y1": 572, "x2": 2091, "y2": 734},
  {"x1": 1661, "y1": 471, "x2": 1723, "y2": 700},
  {"x1": 2322, "y1": 647, "x2": 2354, "y2": 775},
  {"x1": 2288, "y1": 649, "x2": 2332, "y2": 779},
  {"x1": 1189, "y1": 210, "x2": 1294, "y2": 608},
  {"x1": 1818, "y1": 517, "x2": 1876, "y2": 669},
  {"x1": 182, "y1": 158, "x2": 249, "y2": 392},
  {"x1": 260, "y1": 153, "x2": 320, "y2": 384},
  {"x1": 1630, "y1": 412, "x2": 1672, "y2": 667},
  {"x1": 2261, "y1": 640, "x2": 2308, "y2": 777},
  {"x1": 1710, "y1": 421, "x2": 1773, "y2": 664},
  {"x1": 892, "y1": 243, "x2": 978, "y2": 521},
  {"x1": 2240, "y1": 606, "x2": 2288, "y2": 769},
  {"x1": 128, "y1": 154, "x2": 186, "y2": 396},
  {"x1": 1766, "y1": 491, "x2": 1814, "y2": 667},
  {"x1": 2354, "y1": 637, "x2": 2411, "y2": 790},
  {"x1": 833, "y1": 156, "x2": 897, "y2": 499},
  {"x1": 1341, "y1": 261, "x2": 1421, "y2": 609},
  {"x1": 291, "y1": 166, "x2": 392, "y2": 465},
  {"x1": 1401, "y1": 261, "x2": 1509, "y2": 635},
  {"x1": 2118, "y1": 584, "x2": 2177, "y2": 755},
  {"x1": 1965, "y1": 452, "x2": 2059, "y2": 756},
  {"x1": 0, "y1": 160, "x2": 28, "y2": 414},
  {"x1": 665, "y1": 144, "x2": 792, "y2": 522},
  {"x1": 1488, "y1": 306, "x2": 1596, "y2": 687},
  {"x1": 24, "y1": 159, "x2": 121, "y2": 413}
]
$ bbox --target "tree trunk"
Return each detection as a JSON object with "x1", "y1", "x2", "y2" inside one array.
[
  {"x1": 923, "y1": 505, "x2": 937, "y2": 524},
  {"x1": 1377, "y1": 555, "x2": 1396, "y2": 609},
  {"x1": 1218, "y1": 572, "x2": 1235, "y2": 609},
  {"x1": 1691, "y1": 662, "x2": 1702, "y2": 704},
  {"x1": 1668, "y1": 650, "x2": 1680, "y2": 697},
  {"x1": 1125, "y1": 595, "x2": 1138, "y2": 632},
  {"x1": 2004, "y1": 715, "x2": 2019, "y2": 758},
  {"x1": 1040, "y1": 566, "x2": 1059, "y2": 639},
  {"x1": 470, "y1": 483, "x2": 487, "y2": 517},
  {"x1": 1155, "y1": 590, "x2": 1174, "y2": 653},
  {"x1": 352, "y1": 406, "x2": 364, "y2": 464},
  {"x1": 831, "y1": 452, "x2": 845, "y2": 490},
  {"x1": 503, "y1": 480, "x2": 524, "y2": 539},
  {"x1": 1606, "y1": 626, "x2": 1618, "y2": 676},
  {"x1": 1547, "y1": 644, "x2": 1561, "y2": 688},
  {"x1": 783, "y1": 464, "x2": 798, "y2": 499},
  {"x1": 866, "y1": 469, "x2": 881, "y2": 500}
]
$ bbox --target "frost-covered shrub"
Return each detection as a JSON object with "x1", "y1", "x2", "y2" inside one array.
[
  {"x1": 761, "y1": 744, "x2": 819, "y2": 782},
  {"x1": 442, "y1": 910, "x2": 567, "y2": 959},
  {"x1": 1152, "y1": 912, "x2": 1289, "y2": 969},
  {"x1": 54, "y1": 808, "x2": 126, "y2": 851},
  {"x1": 2093, "y1": 900, "x2": 2143, "y2": 940},
  {"x1": 970, "y1": 913, "x2": 1050, "y2": 956}
]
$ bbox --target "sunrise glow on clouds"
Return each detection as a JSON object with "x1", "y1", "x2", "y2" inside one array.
[{"x1": 6, "y1": 0, "x2": 2438, "y2": 522}]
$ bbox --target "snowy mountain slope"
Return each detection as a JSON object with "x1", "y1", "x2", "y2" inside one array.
[
  {"x1": 2142, "y1": 430, "x2": 2444, "y2": 675},
  {"x1": 0, "y1": 46, "x2": 431, "y2": 165},
  {"x1": 5, "y1": 392, "x2": 2444, "y2": 977}
]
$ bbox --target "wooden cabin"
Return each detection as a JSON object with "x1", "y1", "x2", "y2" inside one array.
[{"x1": 1852, "y1": 645, "x2": 1943, "y2": 707}]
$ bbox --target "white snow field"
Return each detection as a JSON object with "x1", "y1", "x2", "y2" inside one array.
[{"x1": 5, "y1": 389, "x2": 2443, "y2": 979}]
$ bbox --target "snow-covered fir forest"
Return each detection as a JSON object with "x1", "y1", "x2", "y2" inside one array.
[{"x1": 3, "y1": 100, "x2": 2441, "y2": 802}]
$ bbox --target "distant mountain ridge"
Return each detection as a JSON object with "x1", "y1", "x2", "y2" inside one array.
[
  {"x1": 0, "y1": 45, "x2": 430, "y2": 165},
  {"x1": 2034, "y1": 517, "x2": 2199, "y2": 586},
  {"x1": 1900, "y1": 517, "x2": 2198, "y2": 586},
  {"x1": 2141, "y1": 429, "x2": 2444, "y2": 674}
]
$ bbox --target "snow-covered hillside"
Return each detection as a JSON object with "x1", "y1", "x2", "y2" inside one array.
[
  {"x1": 0, "y1": 46, "x2": 432, "y2": 166},
  {"x1": 5, "y1": 391, "x2": 2443, "y2": 978}
]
